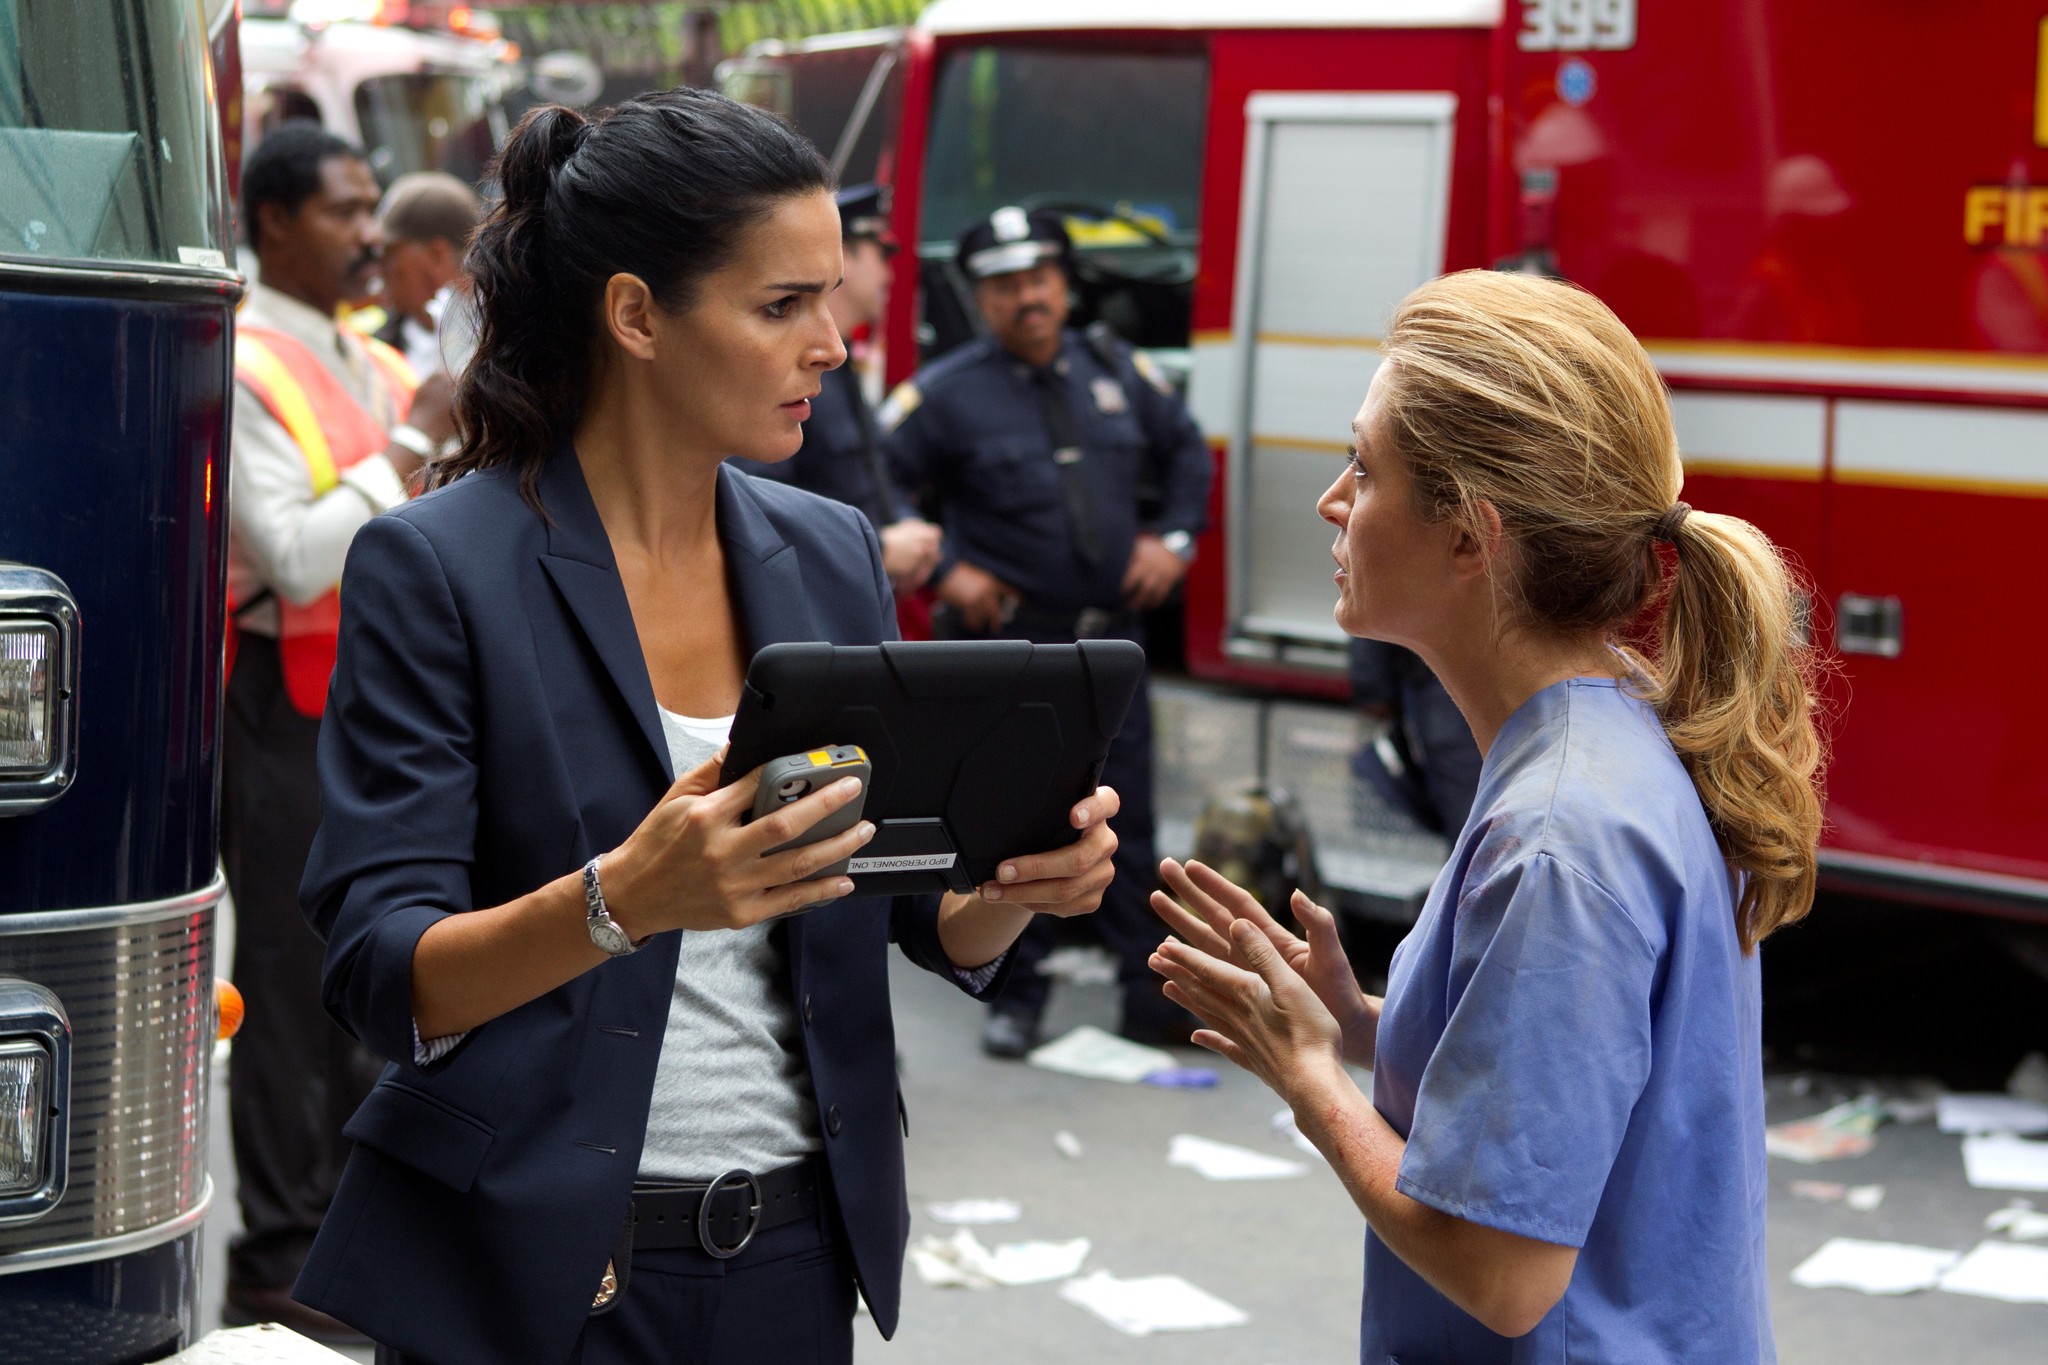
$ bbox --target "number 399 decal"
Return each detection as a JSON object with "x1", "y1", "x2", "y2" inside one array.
[{"x1": 1518, "y1": 0, "x2": 1638, "y2": 52}]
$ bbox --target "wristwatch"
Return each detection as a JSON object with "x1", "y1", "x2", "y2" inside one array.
[
  {"x1": 1158, "y1": 529, "x2": 1197, "y2": 564},
  {"x1": 583, "y1": 856, "x2": 642, "y2": 957}
]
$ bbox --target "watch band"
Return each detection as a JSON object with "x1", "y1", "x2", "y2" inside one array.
[
  {"x1": 584, "y1": 855, "x2": 641, "y2": 956},
  {"x1": 389, "y1": 423, "x2": 436, "y2": 461}
]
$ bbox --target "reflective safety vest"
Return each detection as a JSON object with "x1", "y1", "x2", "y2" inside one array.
[{"x1": 231, "y1": 323, "x2": 418, "y2": 716}]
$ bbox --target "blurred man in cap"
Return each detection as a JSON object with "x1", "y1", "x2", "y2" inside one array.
[
  {"x1": 882, "y1": 205, "x2": 1211, "y2": 1055},
  {"x1": 730, "y1": 182, "x2": 942, "y2": 590},
  {"x1": 373, "y1": 170, "x2": 481, "y2": 377}
]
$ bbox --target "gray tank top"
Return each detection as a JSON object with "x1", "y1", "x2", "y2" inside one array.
[{"x1": 635, "y1": 709, "x2": 821, "y2": 1179}]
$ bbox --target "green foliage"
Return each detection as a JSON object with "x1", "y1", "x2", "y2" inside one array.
[
  {"x1": 721, "y1": 1, "x2": 928, "y2": 48},
  {"x1": 491, "y1": 3, "x2": 926, "y2": 79}
]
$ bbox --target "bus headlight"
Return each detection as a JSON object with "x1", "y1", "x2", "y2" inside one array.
[
  {"x1": 0, "y1": 565, "x2": 79, "y2": 815},
  {"x1": 0, "y1": 979, "x2": 69, "y2": 1222}
]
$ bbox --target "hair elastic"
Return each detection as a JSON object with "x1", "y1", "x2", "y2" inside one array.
[{"x1": 1653, "y1": 502, "x2": 1692, "y2": 543}]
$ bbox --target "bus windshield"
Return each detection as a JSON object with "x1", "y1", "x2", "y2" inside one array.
[
  {"x1": 0, "y1": 0, "x2": 230, "y2": 269},
  {"x1": 921, "y1": 44, "x2": 1207, "y2": 251}
]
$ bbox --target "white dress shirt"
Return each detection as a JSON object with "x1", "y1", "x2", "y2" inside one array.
[{"x1": 228, "y1": 283, "x2": 410, "y2": 636}]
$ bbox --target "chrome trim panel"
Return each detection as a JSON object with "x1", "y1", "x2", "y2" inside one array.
[
  {"x1": 0, "y1": 874, "x2": 226, "y2": 937},
  {"x1": 0, "y1": 258, "x2": 245, "y2": 304},
  {"x1": 1819, "y1": 849, "x2": 2048, "y2": 915},
  {"x1": 0, "y1": 895, "x2": 216, "y2": 1261},
  {"x1": 0, "y1": 1177, "x2": 211, "y2": 1275}
]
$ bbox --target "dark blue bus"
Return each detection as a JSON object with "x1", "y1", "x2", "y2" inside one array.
[{"x1": 0, "y1": 0, "x2": 241, "y2": 1358}]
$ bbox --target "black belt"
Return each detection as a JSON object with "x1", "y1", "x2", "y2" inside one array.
[{"x1": 627, "y1": 1157, "x2": 822, "y2": 1257}]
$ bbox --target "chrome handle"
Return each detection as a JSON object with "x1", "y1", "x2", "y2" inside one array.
[{"x1": 1837, "y1": 593, "x2": 1903, "y2": 658}]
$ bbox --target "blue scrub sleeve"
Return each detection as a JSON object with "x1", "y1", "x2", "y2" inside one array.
[{"x1": 1395, "y1": 850, "x2": 1657, "y2": 1248}]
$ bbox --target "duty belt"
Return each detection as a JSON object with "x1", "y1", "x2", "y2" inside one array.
[{"x1": 1007, "y1": 603, "x2": 1134, "y2": 640}]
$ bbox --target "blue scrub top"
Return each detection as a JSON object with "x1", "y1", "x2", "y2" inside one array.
[{"x1": 1363, "y1": 677, "x2": 1773, "y2": 1364}]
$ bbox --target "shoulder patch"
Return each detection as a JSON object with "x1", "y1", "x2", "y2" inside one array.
[
  {"x1": 877, "y1": 382, "x2": 922, "y2": 433},
  {"x1": 1131, "y1": 350, "x2": 1175, "y2": 396}
]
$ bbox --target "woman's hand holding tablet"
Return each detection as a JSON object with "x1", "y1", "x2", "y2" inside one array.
[{"x1": 599, "y1": 749, "x2": 876, "y2": 935}]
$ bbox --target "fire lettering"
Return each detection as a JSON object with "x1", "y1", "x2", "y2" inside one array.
[{"x1": 1963, "y1": 185, "x2": 2048, "y2": 247}]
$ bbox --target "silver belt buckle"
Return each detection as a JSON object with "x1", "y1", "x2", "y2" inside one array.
[
  {"x1": 698, "y1": 1168, "x2": 763, "y2": 1260},
  {"x1": 1075, "y1": 607, "x2": 1114, "y2": 639}
]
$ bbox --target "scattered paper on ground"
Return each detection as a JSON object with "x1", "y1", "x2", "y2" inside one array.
[
  {"x1": 909, "y1": 1228, "x2": 1090, "y2": 1289},
  {"x1": 1053, "y1": 1130, "x2": 1084, "y2": 1160},
  {"x1": 1936, "y1": 1240, "x2": 2048, "y2": 1306},
  {"x1": 1035, "y1": 945, "x2": 1118, "y2": 986},
  {"x1": 1789, "y1": 1238, "x2": 1960, "y2": 1295},
  {"x1": 1169, "y1": 1133, "x2": 1308, "y2": 1181},
  {"x1": 1027, "y1": 1026, "x2": 1178, "y2": 1084},
  {"x1": 1058, "y1": 1270, "x2": 1249, "y2": 1336},
  {"x1": 1766, "y1": 1096, "x2": 1885, "y2": 1163},
  {"x1": 1938, "y1": 1094, "x2": 2048, "y2": 1136},
  {"x1": 927, "y1": 1199, "x2": 1022, "y2": 1225},
  {"x1": 1790, "y1": 1180, "x2": 1884, "y2": 1212},
  {"x1": 1271, "y1": 1108, "x2": 1324, "y2": 1160},
  {"x1": 1885, "y1": 1097, "x2": 1939, "y2": 1126},
  {"x1": 1987, "y1": 1200, "x2": 2048, "y2": 1240},
  {"x1": 1963, "y1": 1133, "x2": 2048, "y2": 1192}
]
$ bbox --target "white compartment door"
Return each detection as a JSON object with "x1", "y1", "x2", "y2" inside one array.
[{"x1": 1225, "y1": 92, "x2": 1456, "y2": 668}]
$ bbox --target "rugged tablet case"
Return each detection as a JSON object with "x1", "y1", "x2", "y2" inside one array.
[{"x1": 720, "y1": 639, "x2": 1146, "y2": 897}]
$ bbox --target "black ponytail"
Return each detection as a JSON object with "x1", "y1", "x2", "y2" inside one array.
[{"x1": 435, "y1": 88, "x2": 830, "y2": 506}]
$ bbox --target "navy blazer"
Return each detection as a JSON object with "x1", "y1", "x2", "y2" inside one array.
[{"x1": 296, "y1": 452, "x2": 1005, "y2": 1363}]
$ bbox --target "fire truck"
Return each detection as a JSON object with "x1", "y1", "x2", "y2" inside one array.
[
  {"x1": 240, "y1": 0, "x2": 520, "y2": 187},
  {"x1": 864, "y1": 0, "x2": 2048, "y2": 921}
]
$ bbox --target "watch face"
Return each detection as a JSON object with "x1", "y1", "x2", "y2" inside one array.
[{"x1": 590, "y1": 918, "x2": 633, "y2": 956}]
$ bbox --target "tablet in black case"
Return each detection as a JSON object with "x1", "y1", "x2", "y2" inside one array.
[{"x1": 720, "y1": 639, "x2": 1146, "y2": 897}]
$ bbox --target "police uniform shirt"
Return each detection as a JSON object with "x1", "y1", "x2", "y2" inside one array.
[
  {"x1": 882, "y1": 330, "x2": 1211, "y2": 613},
  {"x1": 729, "y1": 361, "x2": 906, "y2": 533}
]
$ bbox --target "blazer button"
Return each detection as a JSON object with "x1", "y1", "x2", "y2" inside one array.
[
  {"x1": 826, "y1": 1103, "x2": 843, "y2": 1136},
  {"x1": 803, "y1": 993, "x2": 814, "y2": 1026}
]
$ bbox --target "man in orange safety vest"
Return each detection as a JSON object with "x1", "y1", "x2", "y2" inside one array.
[{"x1": 221, "y1": 123, "x2": 457, "y2": 1343}]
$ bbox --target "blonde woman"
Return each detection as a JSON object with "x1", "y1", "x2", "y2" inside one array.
[{"x1": 1150, "y1": 270, "x2": 1819, "y2": 1361}]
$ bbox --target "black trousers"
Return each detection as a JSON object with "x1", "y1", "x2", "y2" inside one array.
[
  {"x1": 221, "y1": 635, "x2": 380, "y2": 1291},
  {"x1": 373, "y1": 1206, "x2": 857, "y2": 1365},
  {"x1": 933, "y1": 611, "x2": 1176, "y2": 1031}
]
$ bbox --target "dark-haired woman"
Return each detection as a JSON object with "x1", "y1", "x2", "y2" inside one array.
[
  {"x1": 294, "y1": 89, "x2": 1121, "y2": 1365},
  {"x1": 1148, "y1": 271, "x2": 1821, "y2": 1361}
]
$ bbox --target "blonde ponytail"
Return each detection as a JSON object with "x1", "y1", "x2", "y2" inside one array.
[
  {"x1": 1630, "y1": 511, "x2": 1824, "y2": 950},
  {"x1": 1378, "y1": 271, "x2": 1824, "y2": 951}
]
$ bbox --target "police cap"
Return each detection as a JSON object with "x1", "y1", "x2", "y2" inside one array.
[
  {"x1": 955, "y1": 206, "x2": 1069, "y2": 281},
  {"x1": 837, "y1": 182, "x2": 896, "y2": 251}
]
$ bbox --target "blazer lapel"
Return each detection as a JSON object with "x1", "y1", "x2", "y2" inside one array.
[
  {"x1": 536, "y1": 450, "x2": 672, "y2": 781},
  {"x1": 715, "y1": 465, "x2": 821, "y2": 967},
  {"x1": 716, "y1": 463, "x2": 816, "y2": 657}
]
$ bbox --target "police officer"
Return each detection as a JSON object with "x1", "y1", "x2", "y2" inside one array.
[
  {"x1": 730, "y1": 183, "x2": 942, "y2": 591},
  {"x1": 882, "y1": 206, "x2": 1212, "y2": 1055}
]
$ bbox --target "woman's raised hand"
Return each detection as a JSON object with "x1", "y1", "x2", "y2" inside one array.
[
  {"x1": 600, "y1": 750, "x2": 873, "y2": 934},
  {"x1": 1150, "y1": 858, "x2": 1381, "y2": 1067},
  {"x1": 975, "y1": 785, "x2": 1122, "y2": 916},
  {"x1": 1149, "y1": 917, "x2": 1347, "y2": 1105}
]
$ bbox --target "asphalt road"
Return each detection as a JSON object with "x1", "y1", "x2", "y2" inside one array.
[{"x1": 195, "y1": 893, "x2": 2048, "y2": 1363}]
